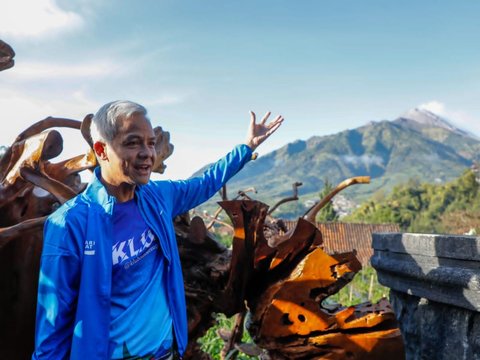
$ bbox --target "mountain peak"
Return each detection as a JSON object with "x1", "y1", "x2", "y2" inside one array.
[
  {"x1": 400, "y1": 107, "x2": 456, "y2": 130},
  {"x1": 394, "y1": 107, "x2": 477, "y2": 139}
]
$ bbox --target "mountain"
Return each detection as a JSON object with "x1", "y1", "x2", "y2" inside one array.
[{"x1": 194, "y1": 108, "x2": 480, "y2": 219}]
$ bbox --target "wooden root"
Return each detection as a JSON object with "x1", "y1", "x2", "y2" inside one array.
[{"x1": 303, "y1": 176, "x2": 371, "y2": 223}]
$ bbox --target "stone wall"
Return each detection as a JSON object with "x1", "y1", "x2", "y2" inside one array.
[{"x1": 372, "y1": 233, "x2": 480, "y2": 360}]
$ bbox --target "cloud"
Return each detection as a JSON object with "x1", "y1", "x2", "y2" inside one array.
[
  {"x1": 418, "y1": 101, "x2": 446, "y2": 116},
  {"x1": 342, "y1": 154, "x2": 384, "y2": 167},
  {"x1": 144, "y1": 95, "x2": 187, "y2": 107},
  {"x1": 3, "y1": 60, "x2": 120, "y2": 80},
  {"x1": 418, "y1": 100, "x2": 480, "y2": 137},
  {"x1": 0, "y1": 88, "x2": 99, "y2": 147},
  {"x1": 0, "y1": 0, "x2": 84, "y2": 39}
]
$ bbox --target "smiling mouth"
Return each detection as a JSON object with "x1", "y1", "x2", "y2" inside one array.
[{"x1": 135, "y1": 165, "x2": 151, "y2": 173}]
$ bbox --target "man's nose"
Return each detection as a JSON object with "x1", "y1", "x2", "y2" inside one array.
[{"x1": 139, "y1": 144, "x2": 154, "y2": 158}]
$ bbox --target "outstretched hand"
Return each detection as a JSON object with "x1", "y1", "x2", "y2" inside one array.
[{"x1": 245, "y1": 111, "x2": 284, "y2": 151}]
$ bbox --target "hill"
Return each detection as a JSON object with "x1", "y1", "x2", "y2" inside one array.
[
  {"x1": 194, "y1": 108, "x2": 480, "y2": 219},
  {"x1": 345, "y1": 169, "x2": 480, "y2": 234}
]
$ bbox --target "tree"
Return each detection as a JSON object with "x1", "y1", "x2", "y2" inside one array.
[
  {"x1": 346, "y1": 169, "x2": 480, "y2": 234},
  {"x1": 316, "y1": 179, "x2": 339, "y2": 222}
]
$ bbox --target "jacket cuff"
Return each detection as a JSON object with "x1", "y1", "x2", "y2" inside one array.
[{"x1": 239, "y1": 144, "x2": 256, "y2": 160}]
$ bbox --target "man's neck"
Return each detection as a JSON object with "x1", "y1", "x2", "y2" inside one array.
[{"x1": 100, "y1": 176, "x2": 136, "y2": 203}]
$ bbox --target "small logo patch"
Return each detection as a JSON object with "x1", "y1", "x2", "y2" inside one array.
[{"x1": 84, "y1": 240, "x2": 96, "y2": 255}]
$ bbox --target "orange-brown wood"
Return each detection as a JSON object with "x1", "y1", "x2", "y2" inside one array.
[{"x1": 220, "y1": 199, "x2": 405, "y2": 359}]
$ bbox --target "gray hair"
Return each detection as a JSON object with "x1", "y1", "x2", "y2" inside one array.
[{"x1": 90, "y1": 100, "x2": 148, "y2": 143}]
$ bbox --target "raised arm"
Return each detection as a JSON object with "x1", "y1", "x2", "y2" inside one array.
[
  {"x1": 167, "y1": 111, "x2": 284, "y2": 216},
  {"x1": 167, "y1": 144, "x2": 252, "y2": 217}
]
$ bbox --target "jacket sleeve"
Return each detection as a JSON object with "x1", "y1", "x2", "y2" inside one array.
[
  {"x1": 167, "y1": 144, "x2": 253, "y2": 217},
  {"x1": 32, "y1": 216, "x2": 81, "y2": 360}
]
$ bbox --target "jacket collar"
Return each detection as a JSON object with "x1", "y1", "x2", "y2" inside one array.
[
  {"x1": 82, "y1": 167, "x2": 117, "y2": 214},
  {"x1": 82, "y1": 167, "x2": 148, "y2": 215}
]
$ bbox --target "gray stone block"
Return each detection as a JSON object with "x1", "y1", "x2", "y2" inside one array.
[{"x1": 372, "y1": 233, "x2": 480, "y2": 360}]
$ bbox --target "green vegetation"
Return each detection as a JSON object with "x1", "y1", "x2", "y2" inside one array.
[
  {"x1": 215, "y1": 232, "x2": 233, "y2": 247},
  {"x1": 198, "y1": 314, "x2": 257, "y2": 360},
  {"x1": 315, "y1": 179, "x2": 339, "y2": 222},
  {"x1": 346, "y1": 170, "x2": 480, "y2": 234},
  {"x1": 326, "y1": 266, "x2": 389, "y2": 307}
]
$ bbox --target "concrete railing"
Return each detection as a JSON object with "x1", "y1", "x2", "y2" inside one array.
[{"x1": 372, "y1": 233, "x2": 480, "y2": 360}]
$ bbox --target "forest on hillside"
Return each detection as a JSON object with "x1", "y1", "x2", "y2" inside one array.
[{"x1": 345, "y1": 168, "x2": 480, "y2": 235}]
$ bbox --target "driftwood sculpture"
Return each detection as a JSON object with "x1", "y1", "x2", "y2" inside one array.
[
  {"x1": 218, "y1": 200, "x2": 403, "y2": 359},
  {"x1": 182, "y1": 181, "x2": 404, "y2": 359},
  {"x1": 1, "y1": 39, "x2": 404, "y2": 359}
]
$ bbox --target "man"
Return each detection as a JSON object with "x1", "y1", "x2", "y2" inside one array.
[{"x1": 32, "y1": 100, "x2": 283, "y2": 359}]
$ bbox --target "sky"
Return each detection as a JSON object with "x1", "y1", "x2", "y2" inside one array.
[{"x1": 1, "y1": 0, "x2": 480, "y2": 179}]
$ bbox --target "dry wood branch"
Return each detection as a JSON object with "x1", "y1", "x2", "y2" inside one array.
[
  {"x1": 0, "y1": 216, "x2": 46, "y2": 249},
  {"x1": 0, "y1": 131, "x2": 64, "y2": 207},
  {"x1": 218, "y1": 185, "x2": 228, "y2": 201},
  {"x1": 187, "y1": 216, "x2": 208, "y2": 245},
  {"x1": 237, "y1": 187, "x2": 257, "y2": 200},
  {"x1": 14, "y1": 117, "x2": 81, "y2": 143},
  {"x1": 205, "y1": 215, "x2": 234, "y2": 232},
  {"x1": 80, "y1": 114, "x2": 94, "y2": 147},
  {"x1": 219, "y1": 201, "x2": 269, "y2": 316},
  {"x1": 44, "y1": 150, "x2": 97, "y2": 181},
  {"x1": 303, "y1": 176, "x2": 370, "y2": 223},
  {"x1": 152, "y1": 126, "x2": 174, "y2": 174},
  {"x1": 267, "y1": 182, "x2": 302, "y2": 215},
  {"x1": 258, "y1": 218, "x2": 320, "y2": 271},
  {"x1": 234, "y1": 343, "x2": 263, "y2": 357},
  {"x1": 206, "y1": 187, "x2": 257, "y2": 230},
  {"x1": 1, "y1": 130, "x2": 63, "y2": 184},
  {"x1": 206, "y1": 208, "x2": 230, "y2": 231},
  {"x1": 221, "y1": 312, "x2": 246, "y2": 360},
  {"x1": 20, "y1": 167, "x2": 76, "y2": 204}
]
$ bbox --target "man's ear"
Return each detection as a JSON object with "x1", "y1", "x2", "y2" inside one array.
[{"x1": 93, "y1": 141, "x2": 108, "y2": 161}]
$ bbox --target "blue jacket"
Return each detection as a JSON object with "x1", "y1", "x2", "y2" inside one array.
[{"x1": 33, "y1": 144, "x2": 252, "y2": 359}]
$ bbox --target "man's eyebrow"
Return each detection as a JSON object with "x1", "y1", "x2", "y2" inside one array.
[
  {"x1": 123, "y1": 134, "x2": 156, "y2": 141},
  {"x1": 123, "y1": 135, "x2": 141, "y2": 141}
]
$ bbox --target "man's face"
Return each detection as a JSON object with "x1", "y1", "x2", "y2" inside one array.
[{"x1": 101, "y1": 113, "x2": 157, "y2": 186}]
